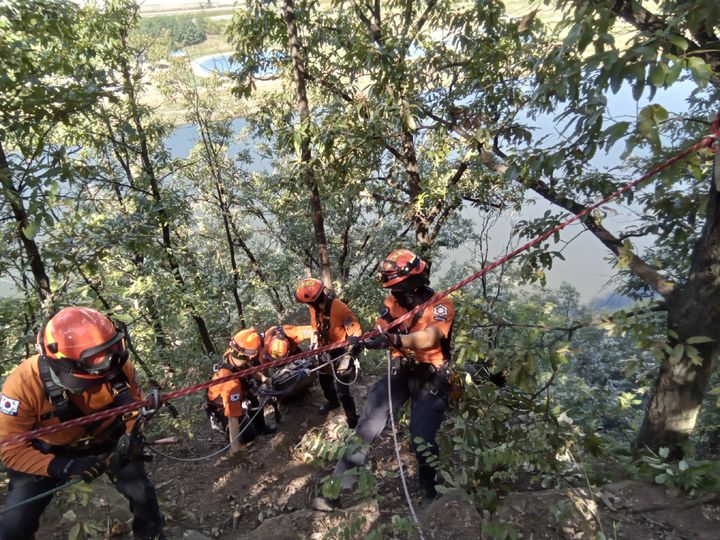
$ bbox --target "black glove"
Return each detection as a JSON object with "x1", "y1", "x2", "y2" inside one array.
[
  {"x1": 346, "y1": 336, "x2": 365, "y2": 354},
  {"x1": 245, "y1": 377, "x2": 261, "y2": 393},
  {"x1": 113, "y1": 429, "x2": 146, "y2": 469},
  {"x1": 363, "y1": 333, "x2": 402, "y2": 350},
  {"x1": 48, "y1": 455, "x2": 106, "y2": 483}
]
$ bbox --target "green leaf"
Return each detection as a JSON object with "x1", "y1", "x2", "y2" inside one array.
[
  {"x1": 322, "y1": 474, "x2": 341, "y2": 499},
  {"x1": 686, "y1": 336, "x2": 713, "y2": 344},
  {"x1": 68, "y1": 522, "x2": 82, "y2": 540},
  {"x1": 22, "y1": 219, "x2": 40, "y2": 240},
  {"x1": 602, "y1": 121, "x2": 630, "y2": 148},
  {"x1": 665, "y1": 61, "x2": 683, "y2": 85},
  {"x1": 687, "y1": 57, "x2": 710, "y2": 88},
  {"x1": 667, "y1": 35, "x2": 688, "y2": 51},
  {"x1": 649, "y1": 63, "x2": 667, "y2": 87},
  {"x1": 668, "y1": 343, "x2": 684, "y2": 364},
  {"x1": 655, "y1": 473, "x2": 668, "y2": 484}
]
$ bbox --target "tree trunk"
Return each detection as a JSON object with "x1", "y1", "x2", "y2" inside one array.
[
  {"x1": 198, "y1": 124, "x2": 247, "y2": 325},
  {"x1": 118, "y1": 44, "x2": 216, "y2": 356},
  {"x1": 283, "y1": 0, "x2": 333, "y2": 287},
  {"x1": 634, "y1": 148, "x2": 720, "y2": 457},
  {"x1": 0, "y1": 142, "x2": 52, "y2": 302}
]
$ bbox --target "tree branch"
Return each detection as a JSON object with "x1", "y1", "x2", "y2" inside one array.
[{"x1": 528, "y1": 177, "x2": 676, "y2": 298}]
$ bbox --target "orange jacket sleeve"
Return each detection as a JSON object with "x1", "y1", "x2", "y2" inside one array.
[
  {"x1": 218, "y1": 379, "x2": 245, "y2": 418},
  {"x1": 330, "y1": 300, "x2": 362, "y2": 340},
  {"x1": 0, "y1": 360, "x2": 55, "y2": 476},
  {"x1": 283, "y1": 324, "x2": 314, "y2": 344}
]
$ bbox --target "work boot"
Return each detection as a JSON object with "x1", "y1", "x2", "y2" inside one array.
[
  {"x1": 318, "y1": 401, "x2": 340, "y2": 414},
  {"x1": 346, "y1": 414, "x2": 358, "y2": 429},
  {"x1": 311, "y1": 495, "x2": 339, "y2": 512}
]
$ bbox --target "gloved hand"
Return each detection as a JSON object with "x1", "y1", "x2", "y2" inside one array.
[
  {"x1": 363, "y1": 333, "x2": 402, "y2": 350},
  {"x1": 245, "y1": 377, "x2": 261, "y2": 393},
  {"x1": 109, "y1": 430, "x2": 148, "y2": 474},
  {"x1": 48, "y1": 455, "x2": 106, "y2": 483},
  {"x1": 347, "y1": 336, "x2": 363, "y2": 354}
]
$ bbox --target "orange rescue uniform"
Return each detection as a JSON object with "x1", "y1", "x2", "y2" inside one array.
[
  {"x1": 377, "y1": 295, "x2": 455, "y2": 368},
  {"x1": 308, "y1": 297, "x2": 362, "y2": 346},
  {"x1": 206, "y1": 367, "x2": 245, "y2": 418},
  {"x1": 262, "y1": 324, "x2": 314, "y2": 359},
  {"x1": 0, "y1": 355, "x2": 141, "y2": 477}
]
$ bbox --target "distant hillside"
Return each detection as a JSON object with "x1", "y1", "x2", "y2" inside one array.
[{"x1": 591, "y1": 291, "x2": 633, "y2": 311}]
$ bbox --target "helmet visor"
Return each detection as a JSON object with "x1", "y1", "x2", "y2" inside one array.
[
  {"x1": 228, "y1": 339, "x2": 259, "y2": 360},
  {"x1": 77, "y1": 330, "x2": 127, "y2": 374},
  {"x1": 379, "y1": 256, "x2": 420, "y2": 283}
]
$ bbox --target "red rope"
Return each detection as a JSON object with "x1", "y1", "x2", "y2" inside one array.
[{"x1": 0, "y1": 130, "x2": 716, "y2": 449}]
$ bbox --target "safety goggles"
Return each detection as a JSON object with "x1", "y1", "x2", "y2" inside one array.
[
  {"x1": 76, "y1": 330, "x2": 128, "y2": 374},
  {"x1": 379, "y1": 255, "x2": 420, "y2": 283},
  {"x1": 228, "y1": 339, "x2": 259, "y2": 360}
]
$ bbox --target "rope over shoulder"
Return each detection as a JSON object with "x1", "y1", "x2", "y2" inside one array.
[{"x1": 1, "y1": 116, "x2": 718, "y2": 449}]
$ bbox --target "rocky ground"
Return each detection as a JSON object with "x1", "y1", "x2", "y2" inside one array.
[{"x1": 12, "y1": 375, "x2": 720, "y2": 539}]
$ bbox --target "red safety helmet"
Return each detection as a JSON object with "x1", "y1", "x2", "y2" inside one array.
[
  {"x1": 38, "y1": 307, "x2": 128, "y2": 385},
  {"x1": 294, "y1": 278, "x2": 324, "y2": 304},
  {"x1": 378, "y1": 249, "x2": 427, "y2": 288},
  {"x1": 263, "y1": 334, "x2": 289, "y2": 363},
  {"x1": 227, "y1": 328, "x2": 261, "y2": 364}
]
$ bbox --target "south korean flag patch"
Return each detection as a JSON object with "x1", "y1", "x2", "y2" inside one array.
[
  {"x1": 0, "y1": 394, "x2": 20, "y2": 416},
  {"x1": 433, "y1": 304, "x2": 449, "y2": 322},
  {"x1": 229, "y1": 393, "x2": 241, "y2": 402}
]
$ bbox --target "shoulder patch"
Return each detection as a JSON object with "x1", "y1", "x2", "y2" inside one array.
[
  {"x1": 229, "y1": 393, "x2": 241, "y2": 402},
  {"x1": 343, "y1": 317, "x2": 354, "y2": 329},
  {"x1": 0, "y1": 394, "x2": 20, "y2": 416},
  {"x1": 432, "y1": 304, "x2": 449, "y2": 322}
]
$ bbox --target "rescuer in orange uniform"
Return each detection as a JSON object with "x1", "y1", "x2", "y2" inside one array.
[
  {"x1": 294, "y1": 278, "x2": 362, "y2": 428},
  {"x1": 0, "y1": 307, "x2": 164, "y2": 540},
  {"x1": 206, "y1": 327, "x2": 281, "y2": 466},
  {"x1": 261, "y1": 324, "x2": 314, "y2": 364},
  {"x1": 314, "y1": 249, "x2": 455, "y2": 510}
]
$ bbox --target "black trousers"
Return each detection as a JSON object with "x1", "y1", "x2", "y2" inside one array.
[
  {"x1": 0, "y1": 460, "x2": 163, "y2": 540},
  {"x1": 238, "y1": 393, "x2": 267, "y2": 442},
  {"x1": 334, "y1": 361, "x2": 449, "y2": 497},
  {"x1": 318, "y1": 350, "x2": 358, "y2": 425}
]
